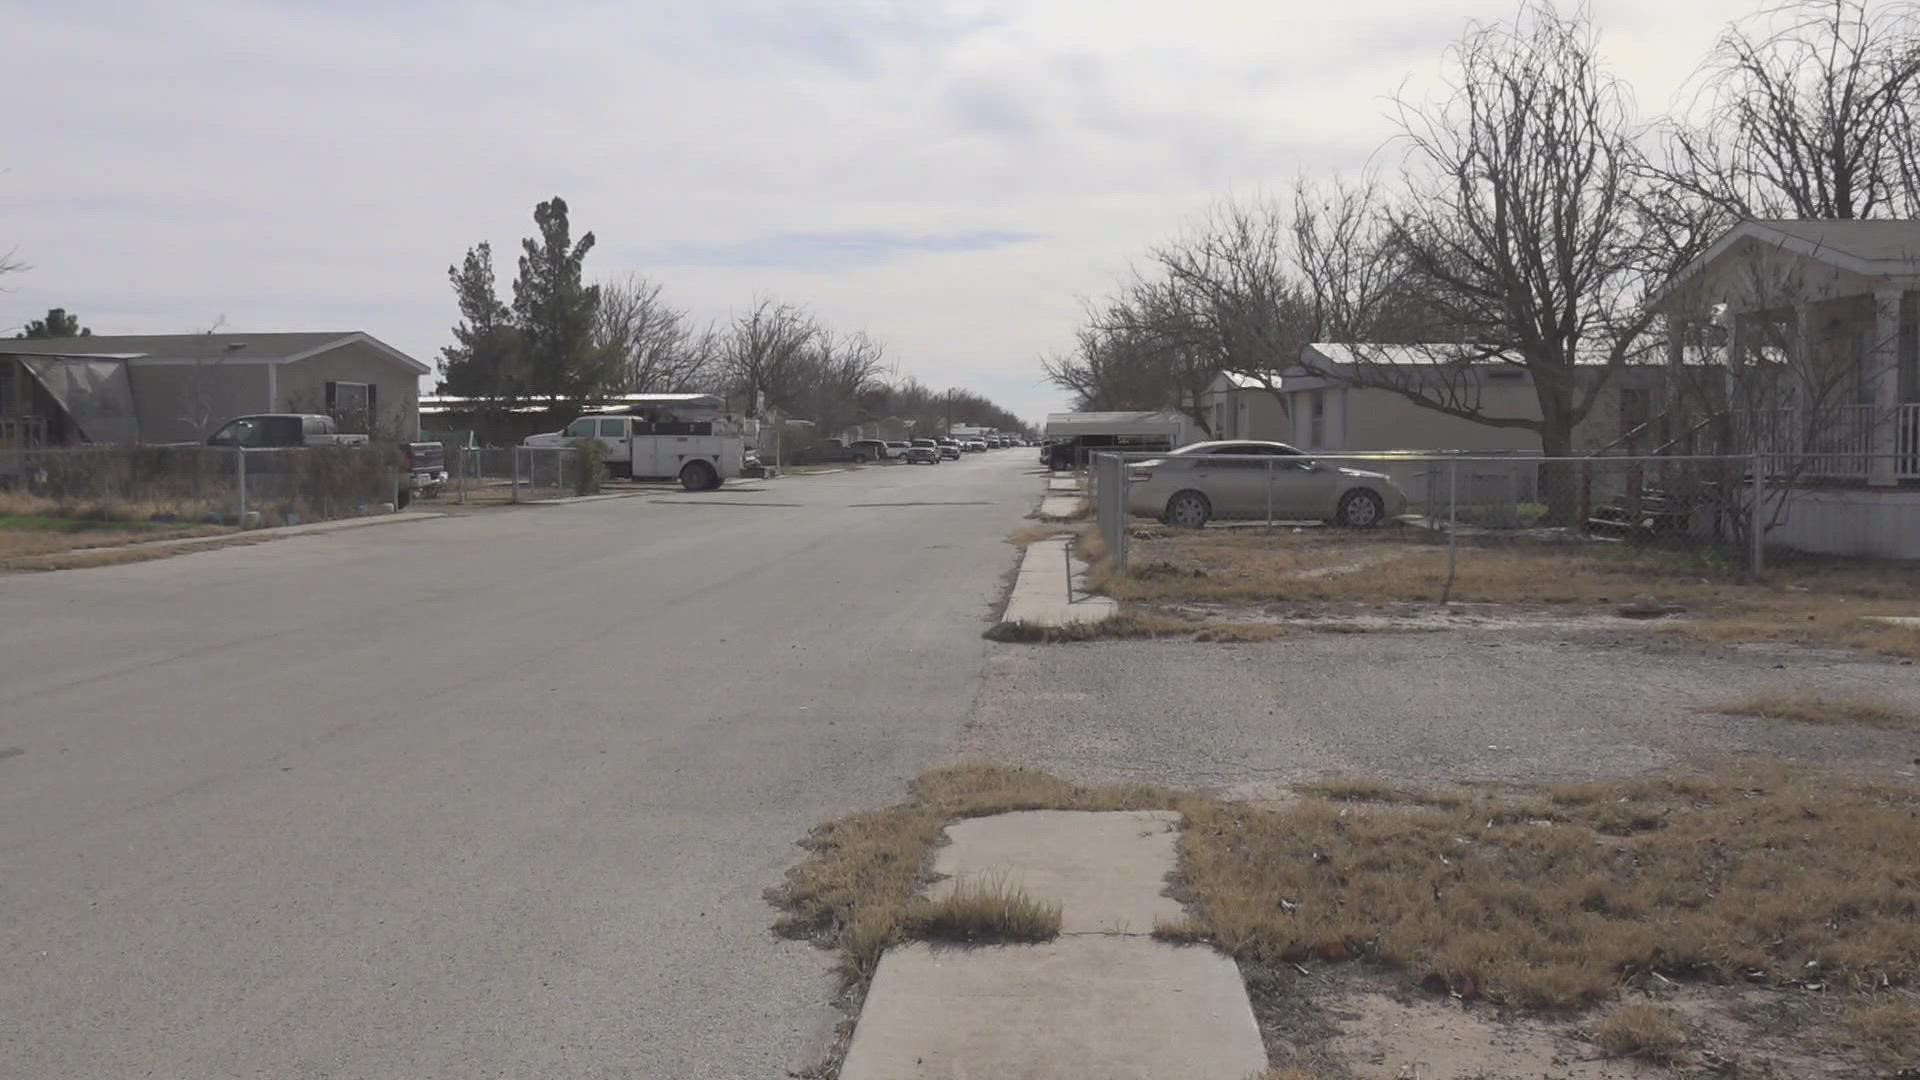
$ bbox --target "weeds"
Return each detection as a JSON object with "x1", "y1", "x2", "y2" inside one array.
[
  {"x1": 1172, "y1": 761, "x2": 1920, "y2": 1009},
  {"x1": 904, "y1": 874, "x2": 1062, "y2": 944},
  {"x1": 1709, "y1": 690, "x2": 1920, "y2": 731},
  {"x1": 1589, "y1": 1003, "x2": 1688, "y2": 1062}
]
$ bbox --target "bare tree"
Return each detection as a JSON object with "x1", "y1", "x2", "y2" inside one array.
[
  {"x1": 1659, "y1": 0, "x2": 1920, "y2": 223},
  {"x1": 592, "y1": 274, "x2": 712, "y2": 394},
  {"x1": 721, "y1": 297, "x2": 817, "y2": 417},
  {"x1": 1297, "y1": 2, "x2": 1690, "y2": 526},
  {"x1": 789, "y1": 328, "x2": 890, "y2": 435}
]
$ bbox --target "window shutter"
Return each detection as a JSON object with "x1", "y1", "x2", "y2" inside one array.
[
  {"x1": 367, "y1": 384, "x2": 378, "y2": 429},
  {"x1": 324, "y1": 381, "x2": 337, "y2": 415}
]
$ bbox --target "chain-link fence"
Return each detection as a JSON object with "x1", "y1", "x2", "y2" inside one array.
[
  {"x1": 1089, "y1": 449, "x2": 1920, "y2": 580},
  {"x1": 437, "y1": 445, "x2": 591, "y2": 504},
  {"x1": 3, "y1": 444, "x2": 401, "y2": 526}
]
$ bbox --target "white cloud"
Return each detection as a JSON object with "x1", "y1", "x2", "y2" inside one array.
[{"x1": 2, "y1": 0, "x2": 1758, "y2": 425}]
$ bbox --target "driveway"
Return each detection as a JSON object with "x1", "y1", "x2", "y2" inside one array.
[{"x1": 0, "y1": 454, "x2": 1039, "y2": 1080}]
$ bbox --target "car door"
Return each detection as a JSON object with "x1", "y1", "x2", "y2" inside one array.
[{"x1": 597, "y1": 417, "x2": 632, "y2": 472}]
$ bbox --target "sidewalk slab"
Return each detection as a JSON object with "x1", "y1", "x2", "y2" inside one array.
[
  {"x1": 839, "y1": 937, "x2": 1266, "y2": 1080},
  {"x1": 1048, "y1": 476, "x2": 1083, "y2": 493},
  {"x1": 1002, "y1": 539, "x2": 1116, "y2": 628},
  {"x1": 930, "y1": 810, "x2": 1182, "y2": 935},
  {"x1": 1038, "y1": 493, "x2": 1087, "y2": 518}
]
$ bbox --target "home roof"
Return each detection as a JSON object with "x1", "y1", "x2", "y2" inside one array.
[
  {"x1": 1649, "y1": 219, "x2": 1920, "y2": 310},
  {"x1": 0, "y1": 331, "x2": 428, "y2": 374}
]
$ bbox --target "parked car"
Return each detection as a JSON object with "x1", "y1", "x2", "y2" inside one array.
[
  {"x1": 962, "y1": 439, "x2": 987, "y2": 453},
  {"x1": 849, "y1": 439, "x2": 891, "y2": 463},
  {"x1": 1125, "y1": 440, "x2": 1407, "y2": 529},
  {"x1": 935, "y1": 438, "x2": 963, "y2": 460},
  {"x1": 886, "y1": 441, "x2": 913, "y2": 461},
  {"x1": 205, "y1": 413, "x2": 446, "y2": 510},
  {"x1": 792, "y1": 438, "x2": 882, "y2": 465},
  {"x1": 906, "y1": 440, "x2": 941, "y2": 465}
]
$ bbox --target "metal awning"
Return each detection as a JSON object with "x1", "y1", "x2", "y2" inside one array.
[
  {"x1": 1043, "y1": 411, "x2": 1189, "y2": 439},
  {"x1": 16, "y1": 355, "x2": 141, "y2": 444}
]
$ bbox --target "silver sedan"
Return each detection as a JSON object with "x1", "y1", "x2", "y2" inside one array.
[{"x1": 1125, "y1": 440, "x2": 1408, "y2": 528}]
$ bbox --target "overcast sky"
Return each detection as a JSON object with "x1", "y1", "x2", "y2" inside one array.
[{"x1": 4, "y1": 0, "x2": 1763, "y2": 425}]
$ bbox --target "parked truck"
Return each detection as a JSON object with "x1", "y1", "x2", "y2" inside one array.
[
  {"x1": 205, "y1": 413, "x2": 446, "y2": 508},
  {"x1": 524, "y1": 411, "x2": 745, "y2": 491}
]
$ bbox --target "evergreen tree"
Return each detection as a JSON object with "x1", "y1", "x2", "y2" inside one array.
[
  {"x1": 511, "y1": 197, "x2": 602, "y2": 400},
  {"x1": 18, "y1": 307, "x2": 89, "y2": 338},
  {"x1": 436, "y1": 243, "x2": 520, "y2": 398}
]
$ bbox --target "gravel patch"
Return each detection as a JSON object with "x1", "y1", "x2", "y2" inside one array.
[{"x1": 958, "y1": 630, "x2": 1920, "y2": 795}]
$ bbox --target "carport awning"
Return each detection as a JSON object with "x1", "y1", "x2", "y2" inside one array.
[
  {"x1": 1043, "y1": 411, "x2": 1188, "y2": 439},
  {"x1": 17, "y1": 355, "x2": 141, "y2": 444}
]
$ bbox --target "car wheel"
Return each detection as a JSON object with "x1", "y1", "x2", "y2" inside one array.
[
  {"x1": 1165, "y1": 490, "x2": 1211, "y2": 529},
  {"x1": 853, "y1": 453, "x2": 870, "y2": 464},
  {"x1": 680, "y1": 460, "x2": 718, "y2": 492},
  {"x1": 1337, "y1": 488, "x2": 1385, "y2": 528}
]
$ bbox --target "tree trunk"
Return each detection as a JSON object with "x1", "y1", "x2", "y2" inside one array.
[{"x1": 1537, "y1": 388, "x2": 1580, "y2": 526}]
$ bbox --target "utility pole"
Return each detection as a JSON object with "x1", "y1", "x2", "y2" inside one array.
[{"x1": 945, "y1": 389, "x2": 953, "y2": 434}]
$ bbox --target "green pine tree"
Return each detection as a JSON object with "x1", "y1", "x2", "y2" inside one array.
[
  {"x1": 511, "y1": 197, "x2": 603, "y2": 401},
  {"x1": 18, "y1": 307, "x2": 89, "y2": 339},
  {"x1": 436, "y1": 243, "x2": 520, "y2": 399}
]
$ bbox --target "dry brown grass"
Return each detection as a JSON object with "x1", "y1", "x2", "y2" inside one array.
[
  {"x1": 1093, "y1": 528, "x2": 1920, "y2": 657},
  {"x1": 1843, "y1": 992, "x2": 1920, "y2": 1067},
  {"x1": 0, "y1": 512, "x2": 230, "y2": 564},
  {"x1": 768, "y1": 763, "x2": 1172, "y2": 986},
  {"x1": 904, "y1": 874, "x2": 1063, "y2": 944},
  {"x1": 1168, "y1": 761, "x2": 1920, "y2": 1010},
  {"x1": 1710, "y1": 690, "x2": 1920, "y2": 732},
  {"x1": 1589, "y1": 1003, "x2": 1688, "y2": 1062},
  {"x1": 1292, "y1": 778, "x2": 1466, "y2": 810}
]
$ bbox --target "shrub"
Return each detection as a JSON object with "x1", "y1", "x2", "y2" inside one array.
[{"x1": 571, "y1": 438, "x2": 608, "y2": 496}]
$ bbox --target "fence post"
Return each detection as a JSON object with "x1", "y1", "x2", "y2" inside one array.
[
  {"x1": 1265, "y1": 457, "x2": 1274, "y2": 531},
  {"x1": 1444, "y1": 459, "x2": 1458, "y2": 604},
  {"x1": 1750, "y1": 452, "x2": 1764, "y2": 579},
  {"x1": 235, "y1": 445, "x2": 247, "y2": 525},
  {"x1": 512, "y1": 447, "x2": 523, "y2": 503}
]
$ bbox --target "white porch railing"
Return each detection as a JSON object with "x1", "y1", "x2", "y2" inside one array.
[{"x1": 1737, "y1": 404, "x2": 1920, "y2": 480}]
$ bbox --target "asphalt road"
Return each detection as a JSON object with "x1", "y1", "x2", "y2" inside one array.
[{"x1": 0, "y1": 451, "x2": 1042, "y2": 1080}]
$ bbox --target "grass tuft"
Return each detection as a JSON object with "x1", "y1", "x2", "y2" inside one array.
[
  {"x1": 1708, "y1": 690, "x2": 1920, "y2": 731},
  {"x1": 1589, "y1": 1003, "x2": 1688, "y2": 1062},
  {"x1": 906, "y1": 874, "x2": 1062, "y2": 944}
]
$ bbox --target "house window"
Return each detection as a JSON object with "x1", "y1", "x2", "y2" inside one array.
[{"x1": 324, "y1": 381, "x2": 374, "y2": 434}]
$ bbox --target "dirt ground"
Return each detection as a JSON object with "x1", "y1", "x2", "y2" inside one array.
[{"x1": 1093, "y1": 524, "x2": 1920, "y2": 659}]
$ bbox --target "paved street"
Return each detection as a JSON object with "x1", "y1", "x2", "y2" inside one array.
[{"x1": 0, "y1": 453, "x2": 1040, "y2": 1080}]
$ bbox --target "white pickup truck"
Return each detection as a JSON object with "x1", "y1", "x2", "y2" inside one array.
[{"x1": 526, "y1": 412, "x2": 744, "y2": 491}]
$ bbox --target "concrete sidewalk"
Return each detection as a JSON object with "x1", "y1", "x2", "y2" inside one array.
[
  {"x1": 1000, "y1": 539, "x2": 1115, "y2": 628},
  {"x1": 840, "y1": 811, "x2": 1267, "y2": 1080}
]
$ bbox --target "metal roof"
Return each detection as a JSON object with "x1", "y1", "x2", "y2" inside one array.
[
  {"x1": 1043, "y1": 410, "x2": 1189, "y2": 437},
  {"x1": 0, "y1": 331, "x2": 428, "y2": 374}
]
